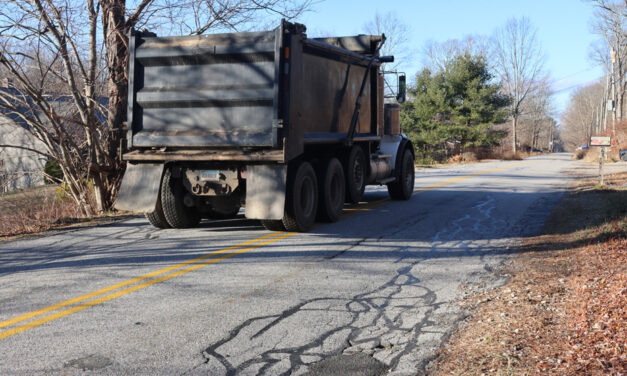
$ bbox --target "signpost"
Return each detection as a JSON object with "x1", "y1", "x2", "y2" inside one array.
[
  {"x1": 590, "y1": 136, "x2": 612, "y2": 185},
  {"x1": 590, "y1": 136, "x2": 611, "y2": 147}
]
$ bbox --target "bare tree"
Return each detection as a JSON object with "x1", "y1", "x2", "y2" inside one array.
[
  {"x1": 0, "y1": 0, "x2": 313, "y2": 214},
  {"x1": 561, "y1": 82, "x2": 605, "y2": 150},
  {"x1": 492, "y1": 17, "x2": 547, "y2": 153},
  {"x1": 363, "y1": 11, "x2": 410, "y2": 71},
  {"x1": 423, "y1": 35, "x2": 491, "y2": 72},
  {"x1": 590, "y1": 0, "x2": 626, "y2": 132},
  {"x1": 519, "y1": 80, "x2": 555, "y2": 150}
]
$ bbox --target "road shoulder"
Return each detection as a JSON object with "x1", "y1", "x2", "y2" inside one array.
[{"x1": 428, "y1": 162, "x2": 626, "y2": 375}]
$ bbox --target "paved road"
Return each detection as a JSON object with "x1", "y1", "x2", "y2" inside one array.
[{"x1": 0, "y1": 154, "x2": 573, "y2": 375}]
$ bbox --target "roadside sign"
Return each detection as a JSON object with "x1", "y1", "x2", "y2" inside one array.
[{"x1": 590, "y1": 136, "x2": 611, "y2": 147}]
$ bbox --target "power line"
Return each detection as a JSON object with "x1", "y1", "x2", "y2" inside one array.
[{"x1": 551, "y1": 63, "x2": 604, "y2": 84}]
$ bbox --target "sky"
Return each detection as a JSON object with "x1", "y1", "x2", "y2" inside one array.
[{"x1": 296, "y1": 0, "x2": 605, "y2": 117}]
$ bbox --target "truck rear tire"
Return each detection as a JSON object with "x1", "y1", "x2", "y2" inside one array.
[
  {"x1": 282, "y1": 161, "x2": 318, "y2": 232},
  {"x1": 261, "y1": 220, "x2": 286, "y2": 231},
  {"x1": 345, "y1": 146, "x2": 366, "y2": 203},
  {"x1": 387, "y1": 148, "x2": 415, "y2": 200},
  {"x1": 145, "y1": 196, "x2": 171, "y2": 229},
  {"x1": 161, "y1": 167, "x2": 201, "y2": 228},
  {"x1": 317, "y1": 158, "x2": 345, "y2": 222}
]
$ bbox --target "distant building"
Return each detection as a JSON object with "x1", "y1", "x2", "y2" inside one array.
[
  {"x1": 0, "y1": 82, "x2": 47, "y2": 192},
  {"x1": 0, "y1": 79, "x2": 109, "y2": 193},
  {"x1": 0, "y1": 114, "x2": 47, "y2": 192}
]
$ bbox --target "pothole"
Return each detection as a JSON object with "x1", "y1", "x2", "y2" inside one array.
[
  {"x1": 64, "y1": 354, "x2": 113, "y2": 371},
  {"x1": 304, "y1": 353, "x2": 388, "y2": 376}
]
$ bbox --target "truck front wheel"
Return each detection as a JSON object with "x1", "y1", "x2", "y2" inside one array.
[
  {"x1": 387, "y1": 148, "x2": 415, "y2": 200},
  {"x1": 283, "y1": 161, "x2": 318, "y2": 232},
  {"x1": 161, "y1": 167, "x2": 201, "y2": 228}
]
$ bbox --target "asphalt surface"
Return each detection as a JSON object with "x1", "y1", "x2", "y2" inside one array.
[{"x1": 0, "y1": 154, "x2": 574, "y2": 375}]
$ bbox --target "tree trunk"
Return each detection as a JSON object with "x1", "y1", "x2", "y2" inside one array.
[
  {"x1": 99, "y1": 0, "x2": 129, "y2": 212},
  {"x1": 511, "y1": 116, "x2": 518, "y2": 153},
  {"x1": 617, "y1": 87, "x2": 624, "y2": 123}
]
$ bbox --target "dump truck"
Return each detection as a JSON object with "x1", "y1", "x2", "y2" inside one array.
[{"x1": 115, "y1": 20, "x2": 415, "y2": 232}]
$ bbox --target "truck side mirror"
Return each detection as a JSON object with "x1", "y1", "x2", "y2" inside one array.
[{"x1": 397, "y1": 74, "x2": 406, "y2": 103}]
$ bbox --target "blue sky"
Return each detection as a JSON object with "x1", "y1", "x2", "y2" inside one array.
[{"x1": 296, "y1": 0, "x2": 604, "y2": 116}]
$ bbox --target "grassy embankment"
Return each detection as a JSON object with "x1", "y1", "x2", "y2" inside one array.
[{"x1": 0, "y1": 185, "x2": 128, "y2": 240}]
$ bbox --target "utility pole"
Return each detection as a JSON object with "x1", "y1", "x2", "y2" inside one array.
[
  {"x1": 595, "y1": 105, "x2": 600, "y2": 134},
  {"x1": 603, "y1": 58, "x2": 611, "y2": 131},
  {"x1": 548, "y1": 124, "x2": 553, "y2": 152},
  {"x1": 610, "y1": 47, "x2": 616, "y2": 136}
]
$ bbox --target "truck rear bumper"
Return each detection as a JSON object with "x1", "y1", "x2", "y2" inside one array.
[{"x1": 123, "y1": 149, "x2": 284, "y2": 163}]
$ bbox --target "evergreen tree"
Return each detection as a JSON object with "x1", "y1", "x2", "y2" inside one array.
[{"x1": 402, "y1": 54, "x2": 510, "y2": 161}]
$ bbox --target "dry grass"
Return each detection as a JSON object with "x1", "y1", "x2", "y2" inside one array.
[
  {"x1": 0, "y1": 185, "x2": 83, "y2": 238},
  {"x1": 501, "y1": 151, "x2": 524, "y2": 160},
  {"x1": 430, "y1": 170, "x2": 626, "y2": 376},
  {"x1": 441, "y1": 149, "x2": 544, "y2": 166},
  {"x1": 447, "y1": 152, "x2": 479, "y2": 164},
  {"x1": 574, "y1": 149, "x2": 587, "y2": 160}
]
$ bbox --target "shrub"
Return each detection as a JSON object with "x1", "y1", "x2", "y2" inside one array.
[
  {"x1": 44, "y1": 159, "x2": 63, "y2": 184},
  {"x1": 573, "y1": 149, "x2": 587, "y2": 160}
]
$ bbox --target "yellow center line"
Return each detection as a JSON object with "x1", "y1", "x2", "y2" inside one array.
[
  {"x1": 0, "y1": 232, "x2": 295, "y2": 341},
  {"x1": 0, "y1": 231, "x2": 281, "y2": 331},
  {"x1": 0, "y1": 160, "x2": 528, "y2": 341}
]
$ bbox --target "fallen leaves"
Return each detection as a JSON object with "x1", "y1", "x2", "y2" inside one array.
[{"x1": 430, "y1": 170, "x2": 626, "y2": 376}]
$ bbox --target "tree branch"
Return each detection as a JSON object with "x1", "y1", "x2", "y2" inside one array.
[{"x1": 126, "y1": 0, "x2": 154, "y2": 28}]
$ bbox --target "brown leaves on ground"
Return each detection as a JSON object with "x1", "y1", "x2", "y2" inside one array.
[
  {"x1": 430, "y1": 169, "x2": 626, "y2": 376},
  {"x1": 564, "y1": 235, "x2": 625, "y2": 374}
]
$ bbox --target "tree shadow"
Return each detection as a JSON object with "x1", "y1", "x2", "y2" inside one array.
[{"x1": 0, "y1": 172, "x2": 580, "y2": 275}]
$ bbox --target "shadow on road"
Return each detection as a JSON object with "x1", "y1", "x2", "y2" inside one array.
[{"x1": 0, "y1": 168, "x2": 576, "y2": 275}]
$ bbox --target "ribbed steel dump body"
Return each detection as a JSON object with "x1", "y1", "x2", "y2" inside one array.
[
  {"x1": 128, "y1": 29, "x2": 280, "y2": 148},
  {"x1": 126, "y1": 22, "x2": 381, "y2": 161}
]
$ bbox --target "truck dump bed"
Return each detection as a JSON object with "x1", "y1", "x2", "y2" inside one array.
[{"x1": 125, "y1": 21, "x2": 382, "y2": 162}]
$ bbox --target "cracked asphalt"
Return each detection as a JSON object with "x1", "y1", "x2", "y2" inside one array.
[{"x1": 0, "y1": 154, "x2": 573, "y2": 375}]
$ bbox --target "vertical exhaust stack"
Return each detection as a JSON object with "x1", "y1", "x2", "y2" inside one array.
[{"x1": 384, "y1": 103, "x2": 401, "y2": 135}]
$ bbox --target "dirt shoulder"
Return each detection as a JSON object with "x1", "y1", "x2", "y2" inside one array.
[{"x1": 429, "y1": 162, "x2": 626, "y2": 376}]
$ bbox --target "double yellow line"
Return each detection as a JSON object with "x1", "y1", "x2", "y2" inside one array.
[
  {"x1": 0, "y1": 160, "x2": 526, "y2": 341},
  {"x1": 0, "y1": 231, "x2": 295, "y2": 340}
]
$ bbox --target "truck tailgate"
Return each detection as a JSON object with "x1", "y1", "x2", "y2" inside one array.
[{"x1": 128, "y1": 30, "x2": 280, "y2": 148}]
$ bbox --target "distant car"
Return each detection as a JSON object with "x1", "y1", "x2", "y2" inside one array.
[
  {"x1": 576, "y1": 145, "x2": 589, "y2": 151},
  {"x1": 620, "y1": 149, "x2": 627, "y2": 161}
]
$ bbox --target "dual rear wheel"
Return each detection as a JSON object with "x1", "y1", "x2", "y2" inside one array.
[
  {"x1": 147, "y1": 167, "x2": 243, "y2": 229},
  {"x1": 262, "y1": 157, "x2": 346, "y2": 232},
  {"x1": 148, "y1": 146, "x2": 414, "y2": 232},
  {"x1": 145, "y1": 167, "x2": 200, "y2": 229}
]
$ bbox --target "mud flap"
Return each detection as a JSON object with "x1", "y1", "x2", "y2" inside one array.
[
  {"x1": 114, "y1": 163, "x2": 164, "y2": 213},
  {"x1": 245, "y1": 165, "x2": 286, "y2": 220}
]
